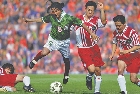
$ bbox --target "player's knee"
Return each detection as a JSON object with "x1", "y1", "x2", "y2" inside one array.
[{"x1": 63, "y1": 58, "x2": 70, "y2": 65}]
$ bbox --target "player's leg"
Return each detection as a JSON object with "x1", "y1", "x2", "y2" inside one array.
[
  {"x1": 94, "y1": 67, "x2": 102, "y2": 94},
  {"x1": 86, "y1": 64, "x2": 95, "y2": 90},
  {"x1": 29, "y1": 47, "x2": 50, "y2": 69},
  {"x1": 117, "y1": 60, "x2": 127, "y2": 94},
  {"x1": 130, "y1": 73, "x2": 140, "y2": 86},
  {"x1": 63, "y1": 57, "x2": 70, "y2": 84},
  {"x1": 58, "y1": 38, "x2": 70, "y2": 84},
  {"x1": 16, "y1": 75, "x2": 35, "y2": 92}
]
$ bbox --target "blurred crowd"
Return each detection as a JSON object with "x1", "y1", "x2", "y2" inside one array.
[{"x1": 0, "y1": 0, "x2": 140, "y2": 74}]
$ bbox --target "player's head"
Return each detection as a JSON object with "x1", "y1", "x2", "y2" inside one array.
[
  {"x1": 85, "y1": 1, "x2": 97, "y2": 18},
  {"x1": 49, "y1": 2, "x2": 64, "y2": 19},
  {"x1": 2, "y1": 63, "x2": 15, "y2": 74},
  {"x1": 113, "y1": 15, "x2": 126, "y2": 33}
]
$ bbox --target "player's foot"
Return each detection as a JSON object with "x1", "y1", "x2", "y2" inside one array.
[
  {"x1": 86, "y1": 76, "x2": 92, "y2": 90},
  {"x1": 63, "y1": 75, "x2": 69, "y2": 84},
  {"x1": 120, "y1": 91, "x2": 126, "y2": 94},
  {"x1": 94, "y1": 92, "x2": 101, "y2": 94},
  {"x1": 29, "y1": 60, "x2": 36, "y2": 69},
  {"x1": 23, "y1": 85, "x2": 35, "y2": 92}
]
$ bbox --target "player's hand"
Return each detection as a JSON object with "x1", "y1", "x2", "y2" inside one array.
[
  {"x1": 109, "y1": 55, "x2": 114, "y2": 61},
  {"x1": 97, "y1": 2, "x2": 104, "y2": 10},
  {"x1": 23, "y1": 18, "x2": 28, "y2": 23},
  {"x1": 91, "y1": 33, "x2": 99, "y2": 41}
]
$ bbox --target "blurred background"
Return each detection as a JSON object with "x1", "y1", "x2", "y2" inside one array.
[{"x1": 0, "y1": 0, "x2": 140, "y2": 74}]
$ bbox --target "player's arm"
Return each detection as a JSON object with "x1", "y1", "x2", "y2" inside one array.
[
  {"x1": 97, "y1": 2, "x2": 106, "y2": 25},
  {"x1": 82, "y1": 23, "x2": 98, "y2": 40},
  {"x1": 24, "y1": 18, "x2": 42, "y2": 23},
  {"x1": 109, "y1": 43, "x2": 117, "y2": 61}
]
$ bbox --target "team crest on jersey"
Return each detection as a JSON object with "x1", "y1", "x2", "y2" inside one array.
[{"x1": 126, "y1": 38, "x2": 132, "y2": 44}]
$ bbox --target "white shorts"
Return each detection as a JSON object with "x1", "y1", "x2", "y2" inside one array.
[{"x1": 43, "y1": 35, "x2": 70, "y2": 58}]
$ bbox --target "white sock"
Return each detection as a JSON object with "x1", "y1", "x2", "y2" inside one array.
[
  {"x1": 117, "y1": 75, "x2": 127, "y2": 93},
  {"x1": 137, "y1": 78, "x2": 140, "y2": 86},
  {"x1": 23, "y1": 76, "x2": 30, "y2": 86},
  {"x1": 94, "y1": 76, "x2": 102, "y2": 93}
]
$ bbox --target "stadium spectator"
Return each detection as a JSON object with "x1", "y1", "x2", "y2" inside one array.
[
  {"x1": 109, "y1": 15, "x2": 140, "y2": 94},
  {"x1": 0, "y1": 63, "x2": 35, "y2": 92},
  {"x1": 75, "y1": 1, "x2": 106, "y2": 94},
  {"x1": 23, "y1": 1, "x2": 97, "y2": 84}
]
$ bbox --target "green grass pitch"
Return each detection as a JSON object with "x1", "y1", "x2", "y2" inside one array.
[{"x1": 1, "y1": 74, "x2": 140, "y2": 94}]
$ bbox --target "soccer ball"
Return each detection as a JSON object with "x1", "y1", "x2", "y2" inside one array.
[{"x1": 50, "y1": 81, "x2": 63, "y2": 94}]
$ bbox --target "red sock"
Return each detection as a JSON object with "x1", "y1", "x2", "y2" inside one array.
[{"x1": 34, "y1": 51, "x2": 45, "y2": 61}]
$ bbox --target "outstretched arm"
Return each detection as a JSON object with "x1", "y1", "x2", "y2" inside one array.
[
  {"x1": 23, "y1": 18, "x2": 42, "y2": 23},
  {"x1": 97, "y1": 2, "x2": 106, "y2": 25}
]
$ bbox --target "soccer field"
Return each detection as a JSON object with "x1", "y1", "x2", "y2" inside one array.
[{"x1": 2, "y1": 74, "x2": 140, "y2": 94}]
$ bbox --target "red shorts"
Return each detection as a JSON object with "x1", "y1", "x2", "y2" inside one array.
[
  {"x1": 78, "y1": 44, "x2": 104, "y2": 69},
  {"x1": 118, "y1": 52, "x2": 140, "y2": 73},
  {"x1": 0, "y1": 74, "x2": 17, "y2": 87}
]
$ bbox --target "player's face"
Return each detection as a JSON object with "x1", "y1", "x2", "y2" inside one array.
[
  {"x1": 5, "y1": 68, "x2": 11, "y2": 74},
  {"x1": 85, "y1": 6, "x2": 95, "y2": 18},
  {"x1": 115, "y1": 21, "x2": 126, "y2": 33},
  {"x1": 51, "y1": 8, "x2": 62, "y2": 19}
]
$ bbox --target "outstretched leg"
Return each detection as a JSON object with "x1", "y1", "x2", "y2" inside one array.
[{"x1": 29, "y1": 47, "x2": 50, "y2": 69}]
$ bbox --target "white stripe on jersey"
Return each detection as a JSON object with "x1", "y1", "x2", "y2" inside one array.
[{"x1": 0, "y1": 68, "x2": 4, "y2": 75}]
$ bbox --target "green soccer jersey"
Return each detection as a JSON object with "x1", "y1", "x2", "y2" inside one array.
[{"x1": 41, "y1": 11, "x2": 82, "y2": 40}]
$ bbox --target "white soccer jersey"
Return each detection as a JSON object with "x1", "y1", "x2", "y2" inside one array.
[
  {"x1": 75, "y1": 15, "x2": 105, "y2": 48},
  {"x1": 112, "y1": 25, "x2": 140, "y2": 53}
]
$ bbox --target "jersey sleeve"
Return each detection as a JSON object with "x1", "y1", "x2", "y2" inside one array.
[
  {"x1": 112, "y1": 31, "x2": 117, "y2": 44},
  {"x1": 71, "y1": 16, "x2": 83, "y2": 27},
  {"x1": 130, "y1": 30, "x2": 140, "y2": 46},
  {"x1": 41, "y1": 14, "x2": 52, "y2": 23},
  {"x1": 97, "y1": 19, "x2": 105, "y2": 28}
]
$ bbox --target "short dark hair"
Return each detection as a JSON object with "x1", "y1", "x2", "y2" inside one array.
[
  {"x1": 2, "y1": 63, "x2": 15, "y2": 74},
  {"x1": 85, "y1": 1, "x2": 97, "y2": 10},
  {"x1": 113, "y1": 15, "x2": 126, "y2": 24},
  {"x1": 50, "y1": 2, "x2": 64, "y2": 11}
]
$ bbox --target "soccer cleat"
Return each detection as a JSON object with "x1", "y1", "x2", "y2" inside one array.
[
  {"x1": 63, "y1": 76, "x2": 69, "y2": 84},
  {"x1": 86, "y1": 76, "x2": 92, "y2": 90},
  {"x1": 94, "y1": 92, "x2": 101, "y2": 94},
  {"x1": 23, "y1": 85, "x2": 35, "y2": 92},
  {"x1": 120, "y1": 91, "x2": 126, "y2": 94},
  {"x1": 29, "y1": 60, "x2": 37, "y2": 69}
]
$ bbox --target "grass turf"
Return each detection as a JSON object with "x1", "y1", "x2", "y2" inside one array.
[{"x1": 1, "y1": 74, "x2": 140, "y2": 94}]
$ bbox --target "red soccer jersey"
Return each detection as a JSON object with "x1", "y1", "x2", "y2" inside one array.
[
  {"x1": 75, "y1": 15, "x2": 105, "y2": 48},
  {"x1": 112, "y1": 25, "x2": 140, "y2": 53}
]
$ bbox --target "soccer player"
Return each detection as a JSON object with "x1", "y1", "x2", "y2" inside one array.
[
  {"x1": 109, "y1": 15, "x2": 140, "y2": 94},
  {"x1": 75, "y1": 1, "x2": 106, "y2": 94},
  {"x1": 0, "y1": 63, "x2": 35, "y2": 92},
  {"x1": 24, "y1": 2, "x2": 98, "y2": 84}
]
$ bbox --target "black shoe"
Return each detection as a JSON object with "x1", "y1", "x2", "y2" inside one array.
[
  {"x1": 29, "y1": 60, "x2": 36, "y2": 69},
  {"x1": 94, "y1": 92, "x2": 101, "y2": 94},
  {"x1": 120, "y1": 91, "x2": 126, "y2": 94},
  {"x1": 86, "y1": 76, "x2": 92, "y2": 90},
  {"x1": 23, "y1": 85, "x2": 35, "y2": 92},
  {"x1": 63, "y1": 76, "x2": 69, "y2": 84}
]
